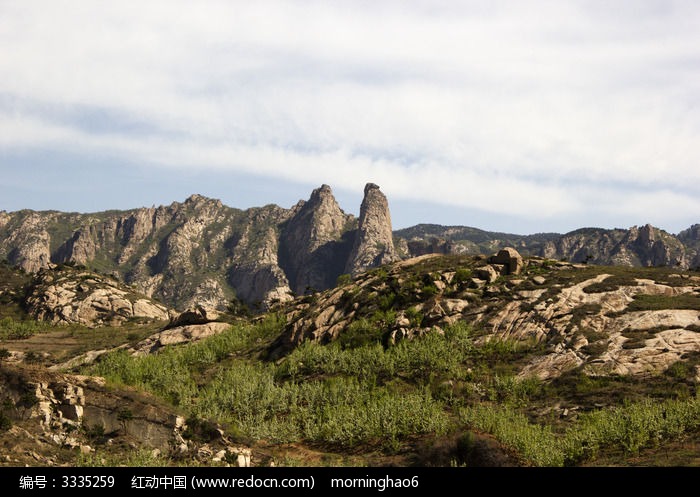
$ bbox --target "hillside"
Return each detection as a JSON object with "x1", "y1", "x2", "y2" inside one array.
[
  {"x1": 2, "y1": 252, "x2": 700, "y2": 467},
  {"x1": 396, "y1": 223, "x2": 700, "y2": 269}
]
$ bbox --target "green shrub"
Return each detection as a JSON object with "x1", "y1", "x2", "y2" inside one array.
[
  {"x1": 404, "y1": 307, "x2": 424, "y2": 327},
  {"x1": 666, "y1": 360, "x2": 692, "y2": 380},
  {"x1": 337, "y1": 318, "x2": 381, "y2": 349},
  {"x1": 463, "y1": 395, "x2": 700, "y2": 466},
  {"x1": 486, "y1": 375, "x2": 543, "y2": 405},
  {"x1": 117, "y1": 408, "x2": 133, "y2": 422},
  {"x1": 453, "y1": 268, "x2": 473, "y2": 284},
  {"x1": 0, "y1": 412, "x2": 12, "y2": 432},
  {"x1": 582, "y1": 275, "x2": 638, "y2": 294},
  {"x1": 76, "y1": 448, "x2": 170, "y2": 467},
  {"x1": 627, "y1": 294, "x2": 700, "y2": 312},
  {"x1": 378, "y1": 292, "x2": 396, "y2": 311},
  {"x1": 421, "y1": 284, "x2": 438, "y2": 297},
  {"x1": 24, "y1": 351, "x2": 43, "y2": 364},
  {"x1": 0, "y1": 317, "x2": 42, "y2": 340}
]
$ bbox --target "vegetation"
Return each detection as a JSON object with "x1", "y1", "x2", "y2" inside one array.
[
  {"x1": 0, "y1": 317, "x2": 43, "y2": 340},
  {"x1": 3, "y1": 252, "x2": 700, "y2": 466},
  {"x1": 462, "y1": 394, "x2": 700, "y2": 466},
  {"x1": 86, "y1": 315, "x2": 451, "y2": 448},
  {"x1": 80, "y1": 308, "x2": 700, "y2": 466}
]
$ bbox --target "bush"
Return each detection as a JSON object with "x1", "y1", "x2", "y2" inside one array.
[
  {"x1": 24, "y1": 351, "x2": 43, "y2": 364},
  {"x1": 666, "y1": 361, "x2": 692, "y2": 380},
  {"x1": 627, "y1": 294, "x2": 700, "y2": 312},
  {"x1": 85, "y1": 316, "x2": 454, "y2": 448},
  {"x1": 337, "y1": 318, "x2": 381, "y2": 349},
  {"x1": 421, "y1": 284, "x2": 438, "y2": 297}
]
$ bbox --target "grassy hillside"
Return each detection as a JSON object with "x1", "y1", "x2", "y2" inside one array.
[{"x1": 2, "y1": 257, "x2": 700, "y2": 466}]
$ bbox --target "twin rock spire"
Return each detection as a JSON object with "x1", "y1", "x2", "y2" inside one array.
[{"x1": 279, "y1": 183, "x2": 398, "y2": 297}]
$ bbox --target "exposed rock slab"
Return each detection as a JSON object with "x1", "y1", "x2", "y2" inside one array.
[
  {"x1": 25, "y1": 268, "x2": 170, "y2": 327},
  {"x1": 129, "y1": 322, "x2": 231, "y2": 356}
]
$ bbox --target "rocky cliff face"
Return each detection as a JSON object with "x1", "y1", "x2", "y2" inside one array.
[
  {"x1": 0, "y1": 366, "x2": 255, "y2": 466},
  {"x1": 540, "y1": 224, "x2": 688, "y2": 267},
  {"x1": 0, "y1": 184, "x2": 396, "y2": 311},
  {"x1": 678, "y1": 224, "x2": 700, "y2": 268},
  {"x1": 279, "y1": 185, "x2": 356, "y2": 294},
  {"x1": 345, "y1": 183, "x2": 399, "y2": 275},
  {"x1": 0, "y1": 212, "x2": 55, "y2": 273}
]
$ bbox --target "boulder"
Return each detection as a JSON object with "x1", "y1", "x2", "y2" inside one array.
[
  {"x1": 475, "y1": 266, "x2": 499, "y2": 283},
  {"x1": 490, "y1": 247, "x2": 524, "y2": 275},
  {"x1": 167, "y1": 305, "x2": 221, "y2": 329}
]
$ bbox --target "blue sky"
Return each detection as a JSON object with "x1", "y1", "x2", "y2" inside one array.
[{"x1": 1, "y1": 0, "x2": 699, "y2": 234}]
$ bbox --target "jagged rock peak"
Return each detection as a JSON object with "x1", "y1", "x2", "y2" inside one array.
[
  {"x1": 638, "y1": 224, "x2": 656, "y2": 244},
  {"x1": 184, "y1": 193, "x2": 222, "y2": 208},
  {"x1": 314, "y1": 184, "x2": 333, "y2": 196},
  {"x1": 364, "y1": 182, "x2": 380, "y2": 194},
  {"x1": 345, "y1": 183, "x2": 399, "y2": 275},
  {"x1": 305, "y1": 184, "x2": 339, "y2": 211}
]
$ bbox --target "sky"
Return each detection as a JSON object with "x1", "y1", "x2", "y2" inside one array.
[{"x1": 1, "y1": 0, "x2": 699, "y2": 235}]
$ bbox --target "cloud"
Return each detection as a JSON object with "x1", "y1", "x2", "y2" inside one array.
[{"x1": 1, "y1": 0, "x2": 699, "y2": 233}]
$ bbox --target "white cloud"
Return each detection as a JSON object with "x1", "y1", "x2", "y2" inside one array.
[{"x1": 1, "y1": 0, "x2": 699, "y2": 232}]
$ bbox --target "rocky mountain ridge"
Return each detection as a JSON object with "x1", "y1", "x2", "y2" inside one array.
[
  {"x1": 2, "y1": 186, "x2": 698, "y2": 313},
  {"x1": 396, "y1": 223, "x2": 700, "y2": 269},
  {"x1": 0, "y1": 184, "x2": 397, "y2": 312}
]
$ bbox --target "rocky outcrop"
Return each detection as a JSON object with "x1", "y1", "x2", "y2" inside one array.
[
  {"x1": 128, "y1": 322, "x2": 232, "y2": 356},
  {"x1": 226, "y1": 205, "x2": 295, "y2": 307},
  {"x1": 540, "y1": 224, "x2": 688, "y2": 268},
  {"x1": 0, "y1": 366, "x2": 255, "y2": 466},
  {"x1": 345, "y1": 183, "x2": 399, "y2": 276},
  {"x1": 272, "y1": 250, "x2": 700, "y2": 381},
  {"x1": 25, "y1": 267, "x2": 171, "y2": 327},
  {"x1": 273, "y1": 251, "x2": 521, "y2": 355},
  {"x1": 279, "y1": 185, "x2": 355, "y2": 294},
  {"x1": 678, "y1": 224, "x2": 700, "y2": 268},
  {"x1": 1, "y1": 212, "x2": 54, "y2": 273},
  {"x1": 166, "y1": 305, "x2": 221, "y2": 328},
  {"x1": 4, "y1": 187, "x2": 698, "y2": 312}
]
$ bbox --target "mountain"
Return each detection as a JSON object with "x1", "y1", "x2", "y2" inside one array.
[
  {"x1": 0, "y1": 184, "x2": 397, "y2": 311},
  {"x1": 394, "y1": 224, "x2": 560, "y2": 257}
]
